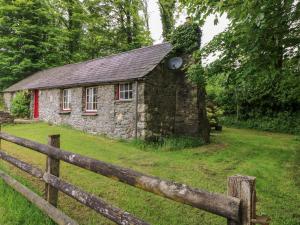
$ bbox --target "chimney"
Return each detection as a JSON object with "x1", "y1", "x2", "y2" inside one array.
[{"x1": 185, "y1": 16, "x2": 201, "y2": 48}]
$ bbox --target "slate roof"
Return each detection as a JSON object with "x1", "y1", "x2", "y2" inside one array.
[{"x1": 4, "y1": 43, "x2": 172, "y2": 92}]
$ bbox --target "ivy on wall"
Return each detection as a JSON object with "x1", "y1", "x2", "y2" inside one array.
[{"x1": 170, "y1": 22, "x2": 210, "y2": 143}]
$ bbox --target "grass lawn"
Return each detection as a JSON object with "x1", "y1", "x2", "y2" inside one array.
[{"x1": 0, "y1": 123, "x2": 299, "y2": 225}]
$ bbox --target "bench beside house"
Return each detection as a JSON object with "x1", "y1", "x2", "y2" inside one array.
[{"x1": 3, "y1": 43, "x2": 200, "y2": 140}]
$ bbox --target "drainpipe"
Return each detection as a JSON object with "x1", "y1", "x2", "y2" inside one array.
[{"x1": 135, "y1": 80, "x2": 139, "y2": 139}]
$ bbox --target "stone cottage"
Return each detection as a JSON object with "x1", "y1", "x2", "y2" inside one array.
[{"x1": 3, "y1": 43, "x2": 200, "y2": 140}]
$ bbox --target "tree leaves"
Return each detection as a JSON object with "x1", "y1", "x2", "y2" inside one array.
[
  {"x1": 181, "y1": 0, "x2": 300, "y2": 116},
  {"x1": 0, "y1": 0, "x2": 152, "y2": 91}
]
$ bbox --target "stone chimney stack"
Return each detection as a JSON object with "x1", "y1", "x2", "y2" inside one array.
[{"x1": 185, "y1": 16, "x2": 202, "y2": 49}]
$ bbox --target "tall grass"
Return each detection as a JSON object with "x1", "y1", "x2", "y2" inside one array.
[{"x1": 131, "y1": 136, "x2": 205, "y2": 151}]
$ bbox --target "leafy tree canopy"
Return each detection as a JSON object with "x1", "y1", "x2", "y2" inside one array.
[
  {"x1": 0, "y1": 0, "x2": 152, "y2": 91},
  {"x1": 180, "y1": 0, "x2": 300, "y2": 118}
]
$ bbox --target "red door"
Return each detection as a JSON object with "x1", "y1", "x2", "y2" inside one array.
[{"x1": 33, "y1": 90, "x2": 39, "y2": 119}]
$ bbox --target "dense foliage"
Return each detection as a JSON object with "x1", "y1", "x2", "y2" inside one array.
[
  {"x1": 0, "y1": 0, "x2": 152, "y2": 91},
  {"x1": 10, "y1": 91, "x2": 31, "y2": 118},
  {"x1": 181, "y1": 0, "x2": 300, "y2": 133},
  {"x1": 158, "y1": 0, "x2": 176, "y2": 40},
  {"x1": 221, "y1": 113, "x2": 300, "y2": 134}
]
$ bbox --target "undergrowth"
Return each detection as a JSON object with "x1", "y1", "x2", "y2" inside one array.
[
  {"x1": 221, "y1": 113, "x2": 300, "y2": 135},
  {"x1": 131, "y1": 136, "x2": 205, "y2": 151}
]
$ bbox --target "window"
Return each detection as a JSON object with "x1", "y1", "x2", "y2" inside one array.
[
  {"x1": 86, "y1": 87, "x2": 98, "y2": 111},
  {"x1": 62, "y1": 89, "x2": 71, "y2": 110},
  {"x1": 119, "y1": 83, "x2": 133, "y2": 100}
]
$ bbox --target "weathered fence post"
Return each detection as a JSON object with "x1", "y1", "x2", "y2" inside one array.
[
  {"x1": 227, "y1": 175, "x2": 256, "y2": 225},
  {"x1": 45, "y1": 134, "x2": 60, "y2": 207}
]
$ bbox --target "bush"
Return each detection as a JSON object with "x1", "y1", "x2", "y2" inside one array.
[
  {"x1": 207, "y1": 101, "x2": 223, "y2": 127},
  {"x1": 221, "y1": 112, "x2": 300, "y2": 134},
  {"x1": 132, "y1": 136, "x2": 205, "y2": 151},
  {"x1": 11, "y1": 91, "x2": 31, "y2": 118}
]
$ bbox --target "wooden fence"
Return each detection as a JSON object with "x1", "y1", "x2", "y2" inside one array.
[{"x1": 0, "y1": 130, "x2": 270, "y2": 225}]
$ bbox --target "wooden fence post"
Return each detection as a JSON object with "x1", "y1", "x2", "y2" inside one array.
[
  {"x1": 45, "y1": 134, "x2": 60, "y2": 207},
  {"x1": 227, "y1": 175, "x2": 256, "y2": 225}
]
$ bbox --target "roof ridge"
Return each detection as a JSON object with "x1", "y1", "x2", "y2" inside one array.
[{"x1": 87, "y1": 42, "x2": 171, "y2": 62}]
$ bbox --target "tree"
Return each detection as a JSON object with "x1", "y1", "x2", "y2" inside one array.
[
  {"x1": 180, "y1": 0, "x2": 300, "y2": 118},
  {"x1": 0, "y1": 0, "x2": 153, "y2": 91},
  {"x1": 112, "y1": 0, "x2": 152, "y2": 50},
  {"x1": 141, "y1": 0, "x2": 150, "y2": 33},
  {"x1": 158, "y1": 0, "x2": 176, "y2": 39},
  {"x1": 0, "y1": 0, "x2": 69, "y2": 90},
  {"x1": 49, "y1": 0, "x2": 86, "y2": 62}
]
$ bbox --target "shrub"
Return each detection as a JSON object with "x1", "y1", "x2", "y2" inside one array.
[
  {"x1": 207, "y1": 101, "x2": 223, "y2": 127},
  {"x1": 221, "y1": 112, "x2": 300, "y2": 134},
  {"x1": 132, "y1": 136, "x2": 204, "y2": 151},
  {"x1": 11, "y1": 91, "x2": 31, "y2": 118}
]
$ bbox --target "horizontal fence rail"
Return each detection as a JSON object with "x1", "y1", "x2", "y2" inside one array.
[
  {"x1": 0, "y1": 131, "x2": 241, "y2": 222},
  {"x1": 0, "y1": 149, "x2": 149, "y2": 225},
  {"x1": 0, "y1": 170, "x2": 78, "y2": 225}
]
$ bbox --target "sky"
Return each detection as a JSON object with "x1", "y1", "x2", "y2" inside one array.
[{"x1": 147, "y1": 0, "x2": 229, "y2": 46}]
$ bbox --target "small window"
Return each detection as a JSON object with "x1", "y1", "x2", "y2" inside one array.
[
  {"x1": 86, "y1": 87, "x2": 98, "y2": 111},
  {"x1": 62, "y1": 89, "x2": 71, "y2": 110},
  {"x1": 119, "y1": 83, "x2": 133, "y2": 100}
]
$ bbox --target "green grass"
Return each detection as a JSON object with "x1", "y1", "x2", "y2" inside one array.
[
  {"x1": 0, "y1": 123, "x2": 299, "y2": 225},
  {"x1": 0, "y1": 179, "x2": 55, "y2": 225}
]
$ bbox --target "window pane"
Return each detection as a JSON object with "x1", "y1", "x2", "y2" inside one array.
[
  {"x1": 119, "y1": 83, "x2": 133, "y2": 100},
  {"x1": 120, "y1": 92, "x2": 124, "y2": 99},
  {"x1": 63, "y1": 89, "x2": 71, "y2": 110},
  {"x1": 86, "y1": 88, "x2": 98, "y2": 111}
]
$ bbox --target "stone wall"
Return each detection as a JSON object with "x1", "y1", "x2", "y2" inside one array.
[
  {"x1": 3, "y1": 92, "x2": 14, "y2": 112},
  {"x1": 0, "y1": 111, "x2": 14, "y2": 124},
  {"x1": 38, "y1": 83, "x2": 144, "y2": 139},
  {"x1": 143, "y1": 65, "x2": 177, "y2": 139},
  {"x1": 3, "y1": 62, "x2": 199, "y2": 140},
  {"x1": 174, "y1": 71, "x2": 199, "y2": 136},
  {"x1": 142, "y1": 62, "x2": 199, "y2": 140}
]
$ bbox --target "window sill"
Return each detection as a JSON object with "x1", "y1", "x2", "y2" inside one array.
[
  {"x1": 82, "y1": 112, "x2": 98, "y2": 116},
  {"x1": 115, "y1": 99, "x2": 133, "y2": 103},
  {"x1": 59, "y1": 111, "x2": 71, "y2": 115}
]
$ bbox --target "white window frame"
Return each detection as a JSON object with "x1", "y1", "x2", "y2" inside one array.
[
  {"x1": 119, "y1": 83, "x2": 133, "y2": 100},
  {"x1": 62, "y1": 89, "x2": 71, "y2": 111},
  {"x1": 85, "y1": 87, "x2": 98, "y2": 112}
]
